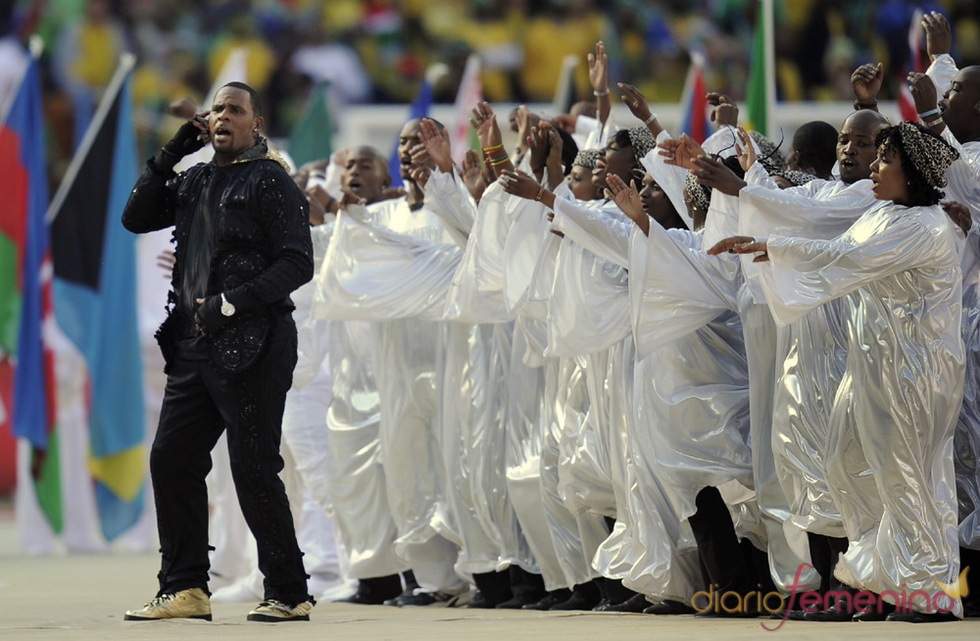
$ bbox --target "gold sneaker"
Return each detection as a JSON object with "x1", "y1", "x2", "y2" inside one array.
[
  {"x1": 124, "y1": 587, "x2": 212, "y2": 621},
  {"x1": 246, "y1": 598, "x2": 314, "y2": 622}
]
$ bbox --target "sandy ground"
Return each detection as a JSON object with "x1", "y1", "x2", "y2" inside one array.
[{"x1": 2, "y1": 497, "x2": 978, "y2": 641}]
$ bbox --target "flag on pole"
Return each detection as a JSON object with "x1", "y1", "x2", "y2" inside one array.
[
  {"x1": 745, "y1": 0, "x2": 776, "y2": 138},
  {"x1": 287, "y1": 81, "x2": 333, "y2": 168},
  {"x1": 678, "y1": 52, "x2": 711, "y2": 143},
  {"x1": 0, "y1": 43, "x2": 61, "y2": 531},
  {"x1": 47, "y1": 54, "x2": 145, "y2": 541},
  {"x1": 450, "y1": 54, "x2": 482, "y2": 165},
  {"x1": 388, "y1": 72, "x2": 435, "y2": 188},
  {"x1": 898, "y1": 9, "x2": 924, "y2": 122}
]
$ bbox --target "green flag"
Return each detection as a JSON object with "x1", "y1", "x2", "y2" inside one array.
[
  {"x1": 745, "y1": 4, "x2": 767, "y2": 135},
  {"x1": 288, "y1": 81, "x2": 333, "y2": 168}
]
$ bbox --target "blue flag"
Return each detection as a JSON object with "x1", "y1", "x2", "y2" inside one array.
[{"x1": 47, "y1": 56, "x2": 145, "y2": 541}]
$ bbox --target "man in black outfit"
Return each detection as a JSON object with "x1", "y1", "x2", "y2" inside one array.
[{"x1": 122, "y1": 82, "x2": 315, "y2": 623}]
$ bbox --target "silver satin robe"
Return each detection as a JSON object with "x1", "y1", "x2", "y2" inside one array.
[{"x1": 759, "y1": 202, "x2": 965, "y2": 615}]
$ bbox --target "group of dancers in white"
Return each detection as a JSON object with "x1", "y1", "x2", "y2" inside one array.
[{"x1": 228, "y1": 14, "x2": 980, "y2": 624}]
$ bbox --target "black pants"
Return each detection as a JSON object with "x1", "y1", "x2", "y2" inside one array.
[
  {"x1": 150, "y1": 320, "x2": 308, "y2": 605},
  {"x1": 688, "y1": 486, "x2": 762, "y2": 596}
]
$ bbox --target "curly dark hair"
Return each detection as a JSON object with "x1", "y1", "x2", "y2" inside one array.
[{"x1": 874, "y1": 124, "x2": 948, "y2": 207}]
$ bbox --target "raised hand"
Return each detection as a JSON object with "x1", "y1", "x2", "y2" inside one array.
[
  {"x1": 658, "y1": 134, "x2": 706, "y2": 171},
  {"x1": 589, "y1": 41, "x2": 611, "y2": 125},
  {"x1": 461, "y1": 148, "x2": 489, "y2": 202},
  {"x1": 419, "y1": 118, "x2": 453, "y2": 173},
  {"x1": 499, "y1": 169, "x2": 546, "y2": 202},
  {"x1": 851, "y1": 63, "x2": 883, "y2": 108},
  {"x1": 734, "y1": 126, "x2": 755, "y2": 172},
  {"x1": 691, "y1": 155, "x2": 747, "y2": 196},
  {"x1": 618, "y1": 82, "x2": 653, "y2": 122},
  {"x1": 922, "y1": 11, "x2": 951, "y2": 58},
  {"x1": 707, "y1": 92, "x2": 738, "y2": 127},
  {"x1": 606, "y1": 174, "x2": 647, "y2": 233},
  {"x1": 528, "y1": 125, "x2": 549, "y2": 176},
  {"x1": 907, "y1": 72, "x2": 939, "y2": 120},
  {"x1": 162, "y1": 111, "x2": 210, "y2": 160},
  {"x1": 471, "y1": 101, "x2": 502, "y2": 150},
  {"x1": 588, "y1": 41, "x2": 609, "y2": 95},
  {"x1": 545, "y1": 124, "x2": 563, "y2": 168},
  {"x1": 515, "y1": 105, "x2": 536, "y2": 152},
  {"x1": 544, "y1": 124, "x2": 566, "y2": 189}
]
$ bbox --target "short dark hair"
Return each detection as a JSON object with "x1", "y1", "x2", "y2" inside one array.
[
  {"x1": 221, "y1": 81, "x2": 262, "y2": 117},
  {"x1": 792, "y1": 121, "x2": 838, "y2": 177},
  {"x1": 406, "y1": 116, "x2": 445, "y2": 131},
  {"x1": 555, "y1": 127, "x2": 578, "y2": 176}
]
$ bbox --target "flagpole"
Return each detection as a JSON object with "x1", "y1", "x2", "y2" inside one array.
[
  {"x1": 45, "y1": 53, "x2": 136, "y2": 225},
  {"x1": 763, "y1": 0, "x2": 776, "y2": 140}
]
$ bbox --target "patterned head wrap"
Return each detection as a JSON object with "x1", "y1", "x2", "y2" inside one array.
[
  {"x1": 573, "y1": 149, "x2": 600, "y2": 169},
  {"x1": 626, "y1": 126, "x2": 656, "y2": 161},
  {"x1": 685, "y1": 170, "x2": 711, "y2": 213},
  {"x1": 890, "y1": 121, "x2": 960, "y2": 187},
  {"x1": 747, "y1": 130, "x2": 787, "y2": 175},
  {"x1": 773, "y1": 168, "x2": 819, "y2": 186}
]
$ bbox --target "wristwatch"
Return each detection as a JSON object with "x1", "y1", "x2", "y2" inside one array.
[{"x1": 220, "y1": 293, "x2": 236, "y2": 317}]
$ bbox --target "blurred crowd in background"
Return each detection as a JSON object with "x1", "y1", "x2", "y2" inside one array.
[{"x1": 2, "y1": 0, "x2": 980, "y2": 185}]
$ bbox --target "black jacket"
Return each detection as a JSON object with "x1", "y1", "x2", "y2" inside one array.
[{"x1": 122, "y1": 141, "x2": 313, "y2": 374}]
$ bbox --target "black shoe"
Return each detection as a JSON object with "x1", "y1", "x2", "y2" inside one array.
[
  {"x1": 591, "y1": 598, "x2": 616, "y2": 612},
  {"x1": 599, "y1": 594, "x2": 649, "y2": 613},
  {"x1": 496, "y1": 590, "x2": 546, "y2": 609},
  {"x1": 522, "y1": 589, "x2": 571, "y2": 610},
  {"x1": 852, "y1": 608, "x2": 891, "y2": 622},
  {"x1": 336, "y1": 575, "x2": 402, "y2": 605},
  {"x1": 466, "y1": 592, "x2": 492, "y2": 609},
  {"x1": 769, "y1": 608, "x2": 807, "y2": 621},
  {"x1": 643, "y1": 599, "x2": 696, "y2": 615},
  {"x1": 336, "y1": 586, "x2": 396, "y2": 605},
  {"x1": 383, "y1": 586, "x2": 416, "y2": 606},
  {"x1": 550, "y1": 583, "x2": 601, "y2": 611},
  {"x1": 390, "y1": 591, "x2": 458, "y2": 607},
  {"x1": 803, "y1": 605, "x2": 855, "y2": 622},
  {"x1": 885, "y1": 610, "x2": 959, "y2": 623}
]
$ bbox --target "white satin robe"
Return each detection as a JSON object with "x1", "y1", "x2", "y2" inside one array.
[{"x1": 758, "y1": 202, "x2": 965, "y2": 615}]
